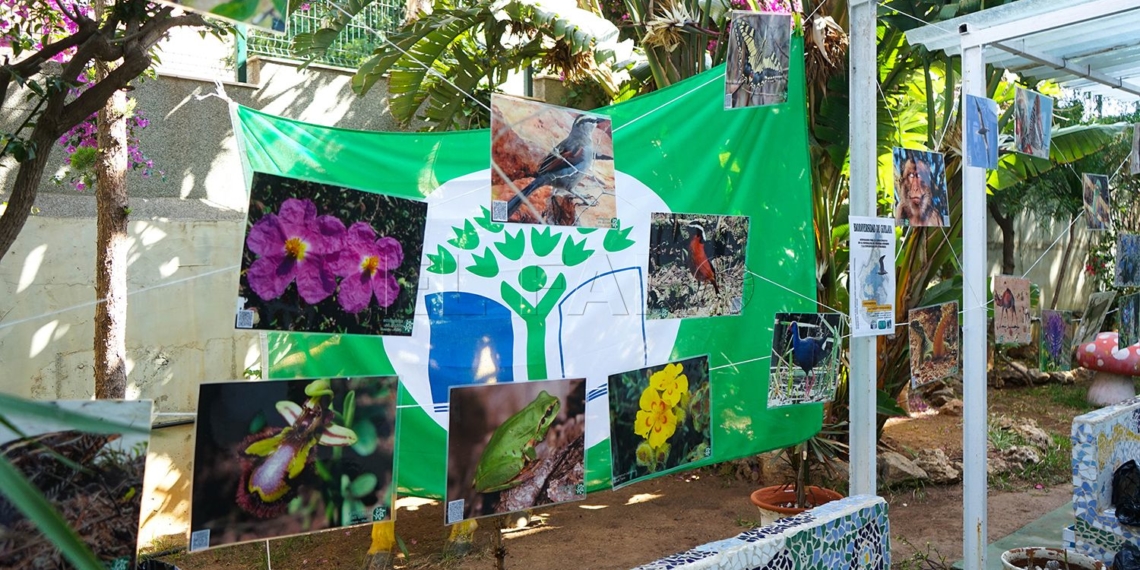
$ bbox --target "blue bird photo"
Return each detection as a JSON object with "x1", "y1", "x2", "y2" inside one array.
[{"x1": 769, "y1": 313, "x2": 842, "y2": 407}]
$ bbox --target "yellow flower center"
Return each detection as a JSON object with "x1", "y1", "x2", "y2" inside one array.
[
  {"x1": 284, "y1": 237, "x2": 308, "y2": 261},
  {"x1": 361, "y1": 255, "x2": 380, "y2": 276}
]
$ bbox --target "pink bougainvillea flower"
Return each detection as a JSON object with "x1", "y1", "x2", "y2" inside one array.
[
  {"x1": 331, "y1": 222, "x2": 404, "y2": 313},
  {"x1": 246, "y1": 198, "x2": 345, "y2": 304}
]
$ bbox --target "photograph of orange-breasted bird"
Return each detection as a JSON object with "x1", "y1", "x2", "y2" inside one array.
[{"x1": 646, "y1": 213, "x2": 749, "y2": 319}]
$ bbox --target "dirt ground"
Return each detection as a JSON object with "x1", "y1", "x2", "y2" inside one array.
[{"x1": 160, "y1": 379, "x2": 1092, "y2": 570}]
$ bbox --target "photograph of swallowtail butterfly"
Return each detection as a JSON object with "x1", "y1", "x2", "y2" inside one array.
[{"x1": 725, "y1": 11, "x2": 792, "y2": 109}]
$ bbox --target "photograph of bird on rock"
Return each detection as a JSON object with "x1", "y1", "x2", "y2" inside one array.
[
  {"x1": 646, "y1": 213, "x2": 750, "y2": 319},
  {"x1": 489, "y1": 94, "x2": 615, "y2": 228},
  {"x1": 768, "y1": 313, "x2": 843, "y2": 407}
]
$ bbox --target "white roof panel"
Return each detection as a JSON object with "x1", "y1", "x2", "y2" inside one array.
[{"x1": 906, "y1": 0, "x2": 1140, "y2": 101}]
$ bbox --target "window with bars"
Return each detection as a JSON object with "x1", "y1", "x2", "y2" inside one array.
[{"x1": 246, "y1": 0, "x2": 404, "y2": 69}]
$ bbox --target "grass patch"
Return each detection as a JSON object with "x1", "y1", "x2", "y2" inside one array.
[
  {"x1": 988, "y1": 424, "x2": 1072, "y2": 491},
  {"x1": 1021, "y1": 382, "x2": 1098, "y2": 414}
]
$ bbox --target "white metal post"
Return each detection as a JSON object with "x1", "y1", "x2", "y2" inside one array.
[
  {"x1": 959, "y1": 36, "x2": 988, "y2": 570},
  {"x1": 847, "y1": 0, "x2": 877, "y2": 497}
]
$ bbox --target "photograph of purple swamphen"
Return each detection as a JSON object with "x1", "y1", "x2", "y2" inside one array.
[{"x1": 768, "y1": 313, "x2": 843, "y2": 407}]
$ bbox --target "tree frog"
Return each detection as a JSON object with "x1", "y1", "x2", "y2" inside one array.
[{"x1": 472, "y1": 390, "x2": 561, "y2": 493}]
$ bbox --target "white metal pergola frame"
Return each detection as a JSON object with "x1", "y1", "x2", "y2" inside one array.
[{"x1": 847, "y1": 1, "x2": 1140, "y2": 568}]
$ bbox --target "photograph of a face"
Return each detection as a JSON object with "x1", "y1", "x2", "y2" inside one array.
[
  {"x1": 1039, "y1": 310, "x2": 1074, "y2": 372},
  {"x1": 647, "y1": 213, "x2": 749, "y2": 319},
  {"x1": 446, "y1": 379, "x2": 586, "y2": 524},
  {"x1": 238, "y1": 172, "x2": 427, "y2": 336},
  {"x1": 489, "y1": 95, "x2": 615, "y2": 228},
  {"x1": 1074, "y1": 291, "x2": 1117, "y2": 348},
  {"x1": 190, "y1": 377, "x2": 397, "y2": 550},
  {"x1": 152, "y1": 0, "x2": 283, "y2": 33},
  {"x1": 965, "y1": 95, "x2": 999, "y2": 170},
  {"x1": 608, "y1": 356, "x2": 712, "y2": 488},
  {"x1": 1121, "y1": 293, "x2": 1140, "y2": 348},
  {"x1": 725, "y1": 11, "x2": 791, "y2": 109},
  {"x1": 893, "y1": 148, "x2": 949, "y2": 227},
  {"x1": 1083, "y1": 173, "x2": 1111, "y2": 231},
  {"x1": 769, "y1": 313, "x2": 844, "y2": 407},
  {"x1": 993, "y1": 275, "x2": 1031, "y2": 345},
  {"x1": 1116, "y1": 234, "x2": 1140, "y2": 288},
  {"x1": 0, "y1": 400, "x2": 152, "y2": 570},
  {"x1": 1014, "y1": 87, "x2": 1053, "y2": 160},
  {"x1": 909, "y1": 302, "x2": 959, "y2": 389}
]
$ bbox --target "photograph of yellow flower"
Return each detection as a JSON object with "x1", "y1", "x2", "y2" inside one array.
[
  {"x1": 190, "y1": 377, "x2": 397, "y2": 550},
  {"x1": 445, "y1": 379, "x2": 586, "y2": 524},
  {"x1": 607, "y1": 355, "x2": 712, "y2": 489},
  {"x1": 768, "y1": 313, "x2": 843, "y2": 407}
]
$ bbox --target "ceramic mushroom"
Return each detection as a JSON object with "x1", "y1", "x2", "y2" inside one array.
[{"x1": 1077, "y1": 332, "x2": 1140, "y2": 406}]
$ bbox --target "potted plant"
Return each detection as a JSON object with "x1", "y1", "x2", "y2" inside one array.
[
  {"x1": 750, "y1": 421, "x2": 847, "y2": 525},
  {"x1": 999, "y1": 547, "x2": 1105, "y2": 570}
]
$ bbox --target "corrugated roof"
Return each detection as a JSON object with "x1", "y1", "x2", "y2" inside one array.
[{"x1": 905, "y1": 0, "x2": 1140, "y2": 101}]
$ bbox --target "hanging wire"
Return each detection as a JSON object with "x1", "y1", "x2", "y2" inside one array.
[{"x1": 0, "y1": 265, "x2": 240, "y2": 331}]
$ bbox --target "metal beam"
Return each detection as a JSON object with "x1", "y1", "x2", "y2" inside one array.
[
  {"x1": 992, "y1": 41, "x2": 1140, "y2": 98},
  {"x1": 959, "y1": 0, "x2": 1139, "y2": 48},
  {"x1": 847, "y1": 0, "x2": 877, "y2": 498}
]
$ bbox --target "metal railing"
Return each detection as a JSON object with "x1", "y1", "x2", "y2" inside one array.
[{"x1": 246, "y1": 0, "x2": 404, "y2": 69}]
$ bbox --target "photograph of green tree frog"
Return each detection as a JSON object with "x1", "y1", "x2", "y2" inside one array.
[
  {"x1": 190, "y1": 377, "x2": 397, "y2": 550},
  {"x1": 445, "y1": 379, "x2": 586, "y2": 524}
]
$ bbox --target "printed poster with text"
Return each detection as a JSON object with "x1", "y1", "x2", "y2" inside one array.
[{"x1": 849, "y1": 216, "x2": 896, "y2": 337}]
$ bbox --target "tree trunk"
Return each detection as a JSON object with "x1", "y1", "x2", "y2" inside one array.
[
  {"x1": 93, "y1": 68, "x2": 129, "y2": 399},
  {"x1": 988, "y1": 201, "x2": 1016, "y2": 275},
  {"x1": 1050, "y1": 216, "x2": 1076, "y2": 310}
]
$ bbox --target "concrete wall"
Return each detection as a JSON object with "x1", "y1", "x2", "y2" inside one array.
[
  {"x1": 988, "y1": 212, "x2": 1094, "y2": 313},
  {"x1": 0, "y1": 30, "x2": 406, "y2": 548}
]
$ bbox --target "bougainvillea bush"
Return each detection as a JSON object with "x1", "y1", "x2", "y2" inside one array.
[{"x1": 237, "y1": 173, "x2": 428, "y2": 336}]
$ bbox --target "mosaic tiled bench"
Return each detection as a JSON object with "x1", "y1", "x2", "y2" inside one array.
[
  {"x1": 1065, "y1": 397, "x2": 1140, "y2": 564},
  {"x1": 631, "y1": 495, "x2": 888, "y2": 570}
]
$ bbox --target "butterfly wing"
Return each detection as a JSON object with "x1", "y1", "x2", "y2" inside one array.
[{"x1": 730, "y1": 18, "x2": 762, "y2": 104}]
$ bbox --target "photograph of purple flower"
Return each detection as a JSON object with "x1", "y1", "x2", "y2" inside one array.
[{"x1": 237, "y1": 173, "x2": 427, "y2": 336}]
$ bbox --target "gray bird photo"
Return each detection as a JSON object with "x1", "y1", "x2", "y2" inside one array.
[{"x1": 489, "y1": 94, "x2": 616, "y2": 227}]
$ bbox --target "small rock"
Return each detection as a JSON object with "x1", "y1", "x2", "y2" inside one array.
[
  {"x1": 1001, "y1": 445, "x2": 1042, "y2": 468},
  {"x1": 1013, "y1": 423, "x2": 1052, "y2": 451},
  {"x1": 878, "y1": 451, "x2": 928, "y2": 487},
  {"x1": 988, "y1": 455, "x2": 1009, "y2": 476},
  {"x1": 925, "y1": 387, "x2": 956, "y2": 407},
  {"x1": 914, "y1": 449, "x2": 960, "y2": 484},
  {"x1": 938, "y1": 399, "x2": 963, "y2": 416}
]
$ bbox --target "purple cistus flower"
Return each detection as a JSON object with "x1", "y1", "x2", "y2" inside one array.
[
  {"x1": 246, "y1": 198, "x2": 345, "y2": 304},
  {"x1": 331, "y1": 222, "x2": 404, "y2": 313}
]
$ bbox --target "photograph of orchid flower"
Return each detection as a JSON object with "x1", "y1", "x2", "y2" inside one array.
[
  {"x1": 190, "y1": 377, "x2": 397, "y2": 550},
  {"x1": 607, "y1": 356, "x2": 712, "y2": 489},
  {"x1": 237, "y1": 172, "x2": 428, "y2": 336},
  {"x1": 445, "y1": 379, "x2": 586, "y2": 524}
]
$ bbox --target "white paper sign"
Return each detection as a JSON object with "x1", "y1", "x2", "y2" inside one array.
[{"x1": 849, "y1": 216, "x2": 896, "y2": 337}]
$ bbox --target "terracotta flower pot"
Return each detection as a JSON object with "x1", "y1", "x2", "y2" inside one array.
[
  {"x1": 749, "y1": 485, "x2": 844, "y2": 526},
  {"x1": 999, "y1": 547, "x2": 1105, "y2": 570}
]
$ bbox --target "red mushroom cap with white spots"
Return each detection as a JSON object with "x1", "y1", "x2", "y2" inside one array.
[{"x1": 1077, "y1": 332, "x2": 1140, "y2": 375}]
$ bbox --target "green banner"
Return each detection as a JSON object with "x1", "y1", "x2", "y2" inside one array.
[{"x1": 238, "y1": 36, "x2": 820, "y2": 499}]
